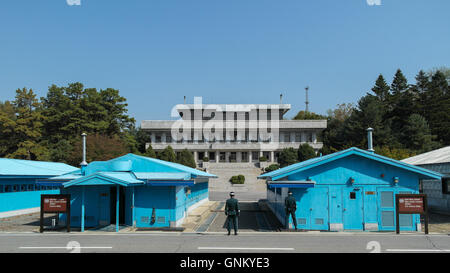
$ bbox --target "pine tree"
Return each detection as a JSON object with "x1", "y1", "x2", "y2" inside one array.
[
  {"x1": 158, "y1": 145, "x2": 177, "y2": 162},
  {"x1": 298, "y1": 143, "x2": 316, "y2": 162},
  {"x1": 7, "y1": 88, "x2": 48, "y2": 160},
  {"x1": 144, "y1": 144, "x2": 157, "y2": 158},
  {"x1": 278, "y1": 147, "x2": 298, "y2": 167},
  {"x1": 401, "y1": 114, "x2": 439, "y2": 152},
  {"x1": 425, "y1": 71, "x2": 450, "y2": 144},
  {"x1": 371, "y1": 74, "x2": 390, "y2": 103},
  {"x1": 177, "y1": 149, "x2": 196, "y2": 168}
]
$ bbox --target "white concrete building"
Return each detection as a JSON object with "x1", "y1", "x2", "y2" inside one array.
[{"x1": 141, "y1": 103, "x2": 327, "y2": 166}]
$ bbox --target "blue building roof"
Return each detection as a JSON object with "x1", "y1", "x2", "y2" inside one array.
[
  {"x1": 0, "y1": 158, "x2": 78, "y2": 177},
  {"x1": 259, "y1": 147, "x2": 443, "y2": 181},
  {"x1": 58, "y1": 153, "x2": 217, "y2": 188},
  {"x1": 63, "y1": 172, "x2": 144, "y2": 188},
  {"x1": 119, "y1": 154, "x2": 217, "y2": 178},
  {"x1": 134, "y1": 172, "x2": 192, "y2": 180}
]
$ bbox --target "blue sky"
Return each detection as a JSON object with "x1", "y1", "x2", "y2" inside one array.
[{"x1": 0, "y1": 0, "x2": 449, "y2": 124}]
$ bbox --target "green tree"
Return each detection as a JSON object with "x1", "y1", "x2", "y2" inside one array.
[
  {"x1": 298, "y1": 143, "x2": 316, "y2": 162},
  {"x1": 372, "y1": 74, "x2": 390, "y2": 103},
  {"x1": 177, "y1": 149, "x2": 196, "y2": 168},
  {"x1": 144, "y1": 144, "x2": 157, "y2": 158},
  {"x1": 278, "y1": 147, "x2": 298, "y2": 167},
  {"x1": 67, "y1": 134, "x2": 128, "y2": 166},
  {"x1": 7, "y1": 88, "x2": 49, "y2": 160},
  {"x1": 158, "y1": 145, "x2": 177, "y2": 163},
  {"x1": 424, "y1": 71, "x2": 450, "y2": 145},
  {"x1": 0, "y1": 101, "x2": 16, "y2": 156},
  {"x1": 374, "y1": 146, "x2": 416, "y2": 161},
  {"x1": 264, "y1": 164, "x2": 280, "y2": 172},
  {"x1": 293, "y1": 111, "x2": 326, "y2": 120},
  {"x1": 401, "y1": 114, "x2": 440, "y2": 152}
]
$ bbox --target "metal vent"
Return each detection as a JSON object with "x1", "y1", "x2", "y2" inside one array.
[
  {"x1": 399, "y1": 214, "x2": 412, "y2": 227},
  {"x1": 71, "y1": 216, "x2": 79, "y2": 222},
  {"x1": 157, "y1": 216, "x2": 166, "y2": 224},
  {"x1": 380, "y1": 192, "x2": 394, "y2": 208},
  {"x1": 381, "y1": 211, "x2": 394, "y2": 227},
  {"x1": 298, "y1": 218, "x2": 307, "y2": 225},
  {"x1": 141, "y1": 216, "x2": 149, "y2": 223},
  {"x1": 315, "y1": 218, "x2": 324, "y2": 225}
]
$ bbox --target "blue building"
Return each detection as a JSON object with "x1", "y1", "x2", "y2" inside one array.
[
  {"x1": 0, "y1": 158, "x2": 78, "y2": 218},
  {"x1": 259, "y1": 147, "x2": 442, "y2": 232},
  {"x1": 48, "y1": 153, "x2": 217, "y2": 232}
]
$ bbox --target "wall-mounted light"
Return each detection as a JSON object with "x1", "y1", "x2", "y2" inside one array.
[
  {"x1": 350, "y1": 177, "x2": 355, "y2": 184},
  {"x1": 380, "y1": 174, "x2": 385, "y2": 178},
  {"x1": 393, "y1": 177, "x2": 399, "y2": 184}
]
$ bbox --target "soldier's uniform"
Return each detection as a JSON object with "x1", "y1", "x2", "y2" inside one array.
[
  {"x1": 285, "y1": 192, "x2": 297, "y2": 230},
  {"x1": 225, "y1": 192, "x2": 240, "y2": 235}
]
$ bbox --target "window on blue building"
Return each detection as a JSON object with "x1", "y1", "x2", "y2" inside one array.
[
  {"x1": 13, "y1": 185, "x2": 18, "y2": 192},
  {"x1": 0, "y1": 185, "x2": 3, "y2": 193}
]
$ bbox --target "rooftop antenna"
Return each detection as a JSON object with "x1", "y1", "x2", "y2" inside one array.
[
  {"x1": 305, "y1": 86, "x2": 310, "y2": 113},
  {"x1": 280, "y1": 93, "x2": 283, "y2": 104},
  {"x1": 184, "y1": 96, "x2": 186, "y2": 104}
]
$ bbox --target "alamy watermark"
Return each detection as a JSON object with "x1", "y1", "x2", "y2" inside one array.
[
  {"x1": 67, "y1": 0, "x2": 81, "y2": 6},
  {"x1": 366, "y1": 0, "x2": 381, "y2": 6},
  {"x1": 169, "y1": 97, "x2": 281, "y2": 149}
]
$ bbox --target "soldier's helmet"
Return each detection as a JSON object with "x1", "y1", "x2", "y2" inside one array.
[
  {"x1": 288, "y1": 191, "x2": 293, "y2": 195},
  {"x1": 230, "y1": 192, "x2": 235, "y2": 197}
]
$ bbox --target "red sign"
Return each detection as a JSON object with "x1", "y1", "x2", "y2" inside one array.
[
  {"x1": 42, "y1": 195, "x2": 69, "y2": 213},
  {"x1": 40, "y1": 194, "x2": 71, "y2": 233},
  {"x1": 395, "y1": 194, "x2": 429, "y2": 235},
  {"x1": 397, "y1": 196, "x2": 425, "y2": 214}
]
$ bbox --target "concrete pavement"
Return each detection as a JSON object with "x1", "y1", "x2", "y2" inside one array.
[{"x1": 1, "y1": 232, "x2": 450, "y2": 253}]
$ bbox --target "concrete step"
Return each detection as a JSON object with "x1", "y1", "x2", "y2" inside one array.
[{"x1": 182, "y1": 201, "x2": 219, "y2": 232}]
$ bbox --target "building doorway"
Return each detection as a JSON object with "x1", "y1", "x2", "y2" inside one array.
[{"x1": 110, "y1": 186, "x2": 125, "y2": 225}]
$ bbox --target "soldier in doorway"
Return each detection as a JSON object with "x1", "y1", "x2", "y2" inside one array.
[
  {"x1": 225, "y1": 192, "x2": 240, "y2": 235},
  {"x1": 285, "y1": 191, "x2": 298, "y2": 231}
]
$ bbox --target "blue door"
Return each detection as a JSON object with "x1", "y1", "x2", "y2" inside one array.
[
  {"x1": 310, "y1": 187, "x2": 329, "y2": 230},
  {"x1": 343, "y1": 187, "x2": 364, "y2": 230},
  {"x1": 377, "y1": 188, "x2": 416, "y2": 231},
  {"x1": 295, "y1": 187, "x2": 329, "y2": 230},
  {"x1": 98, "y1": 191, "x2": 109, "y2": 226},
  {"x1": 377, "y1": 188, "x2": 395, "y2": 231},
  {"x1": 295, "y1": 188, "x2": 312, "y2": 230}
]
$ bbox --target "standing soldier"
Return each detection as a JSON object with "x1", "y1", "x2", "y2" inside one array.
[
  {"x1": 225, "y1": 192, "x2": 240, "y2": 235},
  {"x1": 285, "y1": 191, "x2": 297, "y2": 231}
]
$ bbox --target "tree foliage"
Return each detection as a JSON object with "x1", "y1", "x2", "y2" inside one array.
[
  {"x1": 278, "y1": 147, "x2": 299, "y2": 167},
  {"x1": 67, "y1": 134, "x2": 129, "y2": 166},
  {"x1": 298, "y1": 143, "x2": 316, "y2": 162},
  {"x1": 321, "y1": 68, "x2": 448, "y2": 160},
  {"x1": 0, "y1": 83, "x2": 136, "y2": 165},
  {"x1": 293, "y1": 111, "x2": 326, "y2": 120},
  {"x1": 177, "y1": 149, "x2": 196, "y2": 168}
]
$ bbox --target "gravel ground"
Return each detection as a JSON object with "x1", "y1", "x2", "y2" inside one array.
[
  {"x1": 422, "y1": 212, "x2": 450, "y2": 233},
  {"x1": 0, "y1": 213, "x2": 59, "y2": 232}
]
